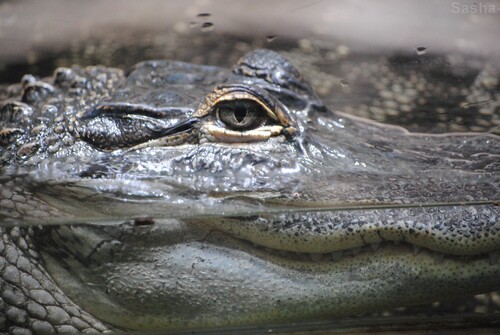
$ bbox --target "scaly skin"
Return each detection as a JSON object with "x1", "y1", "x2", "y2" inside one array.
[
  {"x1": 0, "y1": 227, "x2": 112, "y2": 334},
  {"x1": 0, "y1": 49, "x2": 499, "y2": 333}
]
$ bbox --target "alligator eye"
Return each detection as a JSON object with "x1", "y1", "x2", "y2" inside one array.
[
  {"x1": 216, "y1": 99, "x2": 267, "y2": 130},
  {"x1": 194, "y1": 85, "x2": 297, "y2": 143}
]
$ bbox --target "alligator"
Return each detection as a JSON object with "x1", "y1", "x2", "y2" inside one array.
[{"x1": 0, "y1": 48, "x2": 499, "y2": 334}]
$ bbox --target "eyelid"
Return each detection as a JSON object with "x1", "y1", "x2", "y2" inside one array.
[
  {"x1": 194, "y1": 84, "x2": 295, "y2": 128},
  {"x1": 212, "y1": 92, "x2": 278, "y2": 121}
]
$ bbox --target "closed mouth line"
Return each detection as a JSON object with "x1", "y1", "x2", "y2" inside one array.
[{"x1": 244, "y1": 239, "x2": 500, "y2": 264}]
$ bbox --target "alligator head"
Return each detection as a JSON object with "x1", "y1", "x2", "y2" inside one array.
[{"x1": 0, "y1": 49, "x2": 499, "y2": 332}]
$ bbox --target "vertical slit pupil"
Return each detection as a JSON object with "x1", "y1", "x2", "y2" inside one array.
[{"x1": 234, "y1": 105, "x2": 248, "y2": 123}]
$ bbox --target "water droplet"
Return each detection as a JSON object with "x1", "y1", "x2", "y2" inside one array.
[
  {"x1": 416, "y1": 46, "x2": 427, "y2": 55},
  {"x1": 200, "y1": 22, "x2": 214, "y2": 32},
  {"x1": 266, "y1": 35, "x2": 277, "y2": 42},
  {"x1": 197, "y1": 13, "x2": 211, "y2": 17},
  {"x1": 340, "y1": 79, "x2": 349, "y2": 87}
]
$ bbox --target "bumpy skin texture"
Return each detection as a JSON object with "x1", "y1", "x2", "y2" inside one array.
[
  {"x1": 0, "y1": 227, "x2": 111, "y2": 334},
  {"x1": 1, "y1": 66, "x2": 124, "y2": 334},
  {"x1": 0, "y1": 48, "x2": 499, "y2": 333}
]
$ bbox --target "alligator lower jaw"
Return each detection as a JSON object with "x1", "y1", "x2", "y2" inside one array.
[
  {"x1": 129, "y1": 236, "x2": 500, "y2": 330},
  {"x1": 40, "y1": 223, "x2": 500, "y2": 332}
]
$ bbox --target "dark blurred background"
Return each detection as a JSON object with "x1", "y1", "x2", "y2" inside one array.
[{"x1": 1, "y1": 0, "x2": 499, "y2": 82}]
